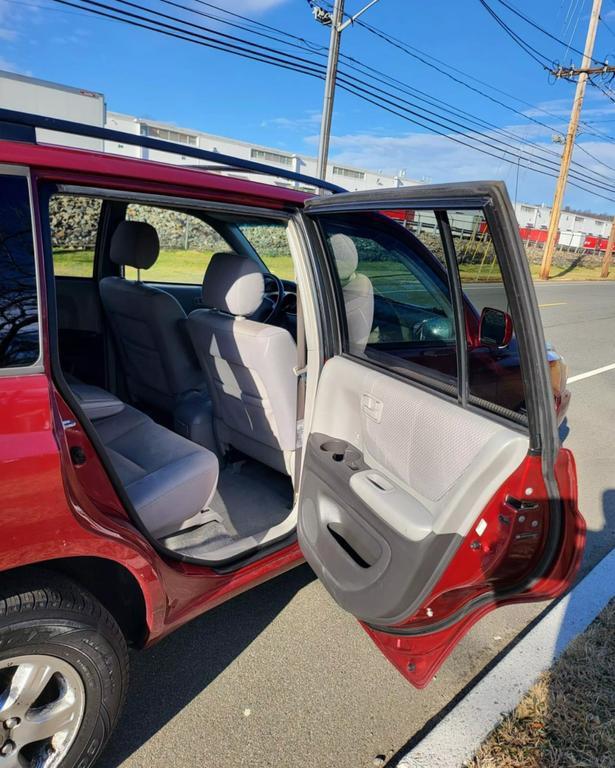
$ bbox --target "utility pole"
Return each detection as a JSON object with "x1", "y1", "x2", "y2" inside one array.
[
  {"x1": 313, "y1": 0, "x2": 382, "y2": 182},
  {"x1": 539, "y1": 0, "x2": 603, "y2": 279},
  {"x1": 316, "y1": 0, "x2": 345, "y2": 181},
  {"x1": 601, "y1": 218, "x2": 615, "y2": 277}
]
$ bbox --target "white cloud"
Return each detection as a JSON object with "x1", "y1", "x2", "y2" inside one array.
[{"x1": 261, "y1": 110, "x2": 321, "y2": 130}]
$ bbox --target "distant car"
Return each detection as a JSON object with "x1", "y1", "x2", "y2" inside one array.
[{"x1": 0, "y1": 109, "x2": 585, "y2": 768}]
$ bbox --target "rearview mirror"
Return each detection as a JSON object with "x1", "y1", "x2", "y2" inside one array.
[{"x1": 479, "y1": 307, "x2": 513, "y2": 348}]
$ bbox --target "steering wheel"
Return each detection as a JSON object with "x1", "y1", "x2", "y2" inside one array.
[{"x1": 251, "y1": 272, "x2": 285, "y2": 324}]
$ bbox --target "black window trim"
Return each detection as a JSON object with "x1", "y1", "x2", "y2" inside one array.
[{"x1": 0, "y1": 164, "x2": 43, "y2": 376}]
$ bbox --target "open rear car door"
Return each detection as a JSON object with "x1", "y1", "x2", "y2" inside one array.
[{"x1": 297, "y1": 182, "x2": 585, "y2": 688}]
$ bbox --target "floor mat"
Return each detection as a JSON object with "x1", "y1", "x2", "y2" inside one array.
[
  {"x1": 161, "y1": 458, "x2": 293, "y2": 556},
  {"x1": 212, "y1": 458, "x2": 293, "y2": 538}
]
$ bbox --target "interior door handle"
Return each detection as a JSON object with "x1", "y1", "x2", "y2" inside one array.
[{"x1": 361, "y1": 393, "x2": 383, "y2": 423}]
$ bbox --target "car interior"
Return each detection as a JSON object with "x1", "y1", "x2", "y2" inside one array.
[{"x1": 51, "y1": 192, "x2": 317, "y2": 563}]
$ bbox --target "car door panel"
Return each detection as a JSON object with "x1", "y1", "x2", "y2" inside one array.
[
  {"x1": 299, "y1": 355, "x2": 529, "y2": 627},
  {"x1": 298, "y1": 182, "x2": 585, "y2": 688}
]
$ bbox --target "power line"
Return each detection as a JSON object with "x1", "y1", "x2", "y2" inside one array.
[
  {"x1": 478, "y1": 0, "x2": 557, "y2": 70},
  {"x1": 599, "y1": 11, "x2": 615, "y2": 38},
  {"x1": 493, "y1": 0, "x2": 608, "y2": 65},
  {"x1": 94, "y1": 0, "x2": 615, "y2": 188},
  {"x1": 574, "y1": 141, "x2": 615, "y2": 173},
  {"x1": 317, "y1": 0, "x2": 615, "y2": 145},
  {"x1": 39, "y1": 0, "x2": 615, "y2": 199}
]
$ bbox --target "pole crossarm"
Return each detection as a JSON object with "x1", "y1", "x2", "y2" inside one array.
[{"x1": 552, "y1": 64, "x2": 615, "y2": 77}]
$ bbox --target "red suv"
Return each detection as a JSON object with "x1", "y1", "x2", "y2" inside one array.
[{"x1": 0, "y1": 110, "x2": 583, "y2": 768}]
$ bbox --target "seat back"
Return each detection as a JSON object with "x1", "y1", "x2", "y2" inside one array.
[
  {"x1": 187, "y1": 252, "x2": 297, "y2": 475},
  {"x1": 100, "y1": 221, "x2": 205, "y2": 413},
  {"x1": 329, "y1": 233, "x2": 374, "y2": 353}
]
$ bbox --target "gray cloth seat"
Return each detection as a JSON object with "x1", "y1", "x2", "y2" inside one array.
[
  {"x1": 187, "y1": 252, "x2": 297, "y2": 476},
  {"x1": 72, "y1": 383, "x2": 218, "y2": 539},
  {"x1": 99, "y1": 221, "x2": 207, "y2": 414}
]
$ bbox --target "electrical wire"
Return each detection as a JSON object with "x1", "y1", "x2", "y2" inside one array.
[
  {"x1": 317, "y1": 0, "x2": 615, "y2": 146},
  {"x1": 492, "y1": 0, "x2": 607, "y2": 65},
  {"x1": 478, "y1": 0, "x2": 557, "y2": 70},
  {"x1": 39, "y1": 0, "x2": 615, "y2": 200}
]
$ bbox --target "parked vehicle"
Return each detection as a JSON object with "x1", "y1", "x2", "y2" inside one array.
[{"x1": 0, "y1": 110, "x2": 584, "y2": 768}]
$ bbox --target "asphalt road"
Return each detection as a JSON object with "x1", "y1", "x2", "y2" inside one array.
[{"x1": 101, "y1": 281, "x2": 615, "y2": 768}]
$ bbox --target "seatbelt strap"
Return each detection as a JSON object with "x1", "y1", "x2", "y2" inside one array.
[{"x1": 293, "y1": 285, "x2": 307, "y2": 492}]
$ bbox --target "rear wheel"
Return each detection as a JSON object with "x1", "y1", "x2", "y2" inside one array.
[{"x1": 0, "y1": 572, "x2": 129, "y2": 768}]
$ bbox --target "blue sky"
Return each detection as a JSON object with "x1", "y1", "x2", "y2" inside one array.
[{"x1": 2, "y1": 0, "x2": 615, "y2": 212}]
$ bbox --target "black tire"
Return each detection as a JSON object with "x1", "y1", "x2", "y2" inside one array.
[{"x1": 0, "y1": 569, "x2": 129, "y2": 768}]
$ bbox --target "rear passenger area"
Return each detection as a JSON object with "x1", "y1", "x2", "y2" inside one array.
[
  {"x1": 70, "y1": 382, "x2": 294, "y2": 561},
  {"x1": 53, "y1": 200, "x2": 301, "y2": 563}
]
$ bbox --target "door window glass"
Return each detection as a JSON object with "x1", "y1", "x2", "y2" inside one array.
[
  {"x1": 319, "y1": 207, "x2": 528, "y2": 422},
  {"x1": 0, "y1": 175, "x2": 39, "y2": 369},
  {"x1": 447, "y1": 210, "x2": 526, "y2": 417},
  {"x1": 124, "y1": 204, "x2": 228, "y2": 284},
  {"x1": 237, "y1": 221, "x2": 295, "y2": 281},
  {"x1": 50, "y1": 194, "x2": 101, "y2": 278},
  {"x1": 319, "y1": 211, "x2": 457, "y2": 386}
]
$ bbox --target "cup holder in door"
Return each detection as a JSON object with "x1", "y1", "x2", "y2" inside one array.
[
  {"x1": 320, "y1": 439, "x2": 364, "y2": 470},
  {"x1": 320, "y1": 439, "x2": 348, "y2": 462}
]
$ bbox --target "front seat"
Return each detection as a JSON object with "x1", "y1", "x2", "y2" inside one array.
[
  {"x1": 187, "y1": 252, "x2": 297, "y2": 476},
  {"x1": 99, "y1": 221, "x2": 207, "y2": 415},
  {"x1": 328, "y1": 233, "x2": 374, "y2": 353}
]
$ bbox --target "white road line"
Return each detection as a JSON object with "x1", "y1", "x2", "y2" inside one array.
[{"x1": 568, "y1": 362, "x2": 615, "y2": 383}]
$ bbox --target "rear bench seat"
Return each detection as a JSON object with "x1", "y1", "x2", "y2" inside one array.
[{"x1": 71, "y1": 383, "x2": 218, "y2": 538}]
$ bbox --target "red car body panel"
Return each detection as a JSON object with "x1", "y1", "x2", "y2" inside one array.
[{"x1": 363, "y1": 449, "x2": 585, "y2": 687}]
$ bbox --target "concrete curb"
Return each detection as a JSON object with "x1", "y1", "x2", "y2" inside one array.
[{"x1": 396, "y1": 549, "x2": 615, "y2": 768}]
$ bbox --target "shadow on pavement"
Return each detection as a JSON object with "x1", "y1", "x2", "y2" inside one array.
[{"x1": 98, "y1": 563, "x2": 315, "y2": 767}]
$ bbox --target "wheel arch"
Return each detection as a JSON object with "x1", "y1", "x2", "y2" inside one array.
[{"x1": 0, "y1": 557, "x2": 149, "y2": 647}]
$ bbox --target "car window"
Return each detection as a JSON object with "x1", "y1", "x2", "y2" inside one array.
[
  {"x1": 320, "y1": 211, "x2": 457, "y2": 386},
  {"x1": 320, "y1": 208, "x2": 527, "y2": 421},
  {"x1": 50, "y1": 194, "x2": 102, "y2": 278},
  {"x1": 446, "y1": 210, "x2": 525, "y2": 415},
  {"x1": 124, "y1": 204, "x2": 229, "y2": 284},
  {"x1": 237, "y1": 221, "x2": 295, "y2": 281},
  {"x1": 0, "y1": 175, "x2": 39, "y2": 369}
]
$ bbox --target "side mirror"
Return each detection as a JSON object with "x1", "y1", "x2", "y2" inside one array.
[{"x1": 479, "y1": 307, "x2": 513, "y2": 348}]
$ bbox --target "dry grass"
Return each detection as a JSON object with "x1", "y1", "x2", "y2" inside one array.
[{"x1": 468, "y1": 599, "x2": 615, "y2": 768}]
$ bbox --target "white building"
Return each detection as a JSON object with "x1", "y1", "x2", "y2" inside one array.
[
  {"x1": 0, "y1": 69, "x2": 418, "y2": 192},
  {"x1": 513, "y1": 201, "x2": 612, "y2": 239},
  {"x1": 103, "y1": 111, "x2": 416, "y2": 191}
]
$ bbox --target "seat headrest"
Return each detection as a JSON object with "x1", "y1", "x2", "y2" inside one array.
[
  {"x1": 201, "y1": 252, "x2": 265, "y2": 317},
  {"x1": 110, "y1": 221, "x2": 160, "y2": 270},
  {"x1": 329, "y1": 233, "x2": 359, "y2": 282}
]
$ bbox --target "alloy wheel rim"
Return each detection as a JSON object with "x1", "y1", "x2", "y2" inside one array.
[{"x1": 0, "y1": 655, "x2": 85, "y2": 767}]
